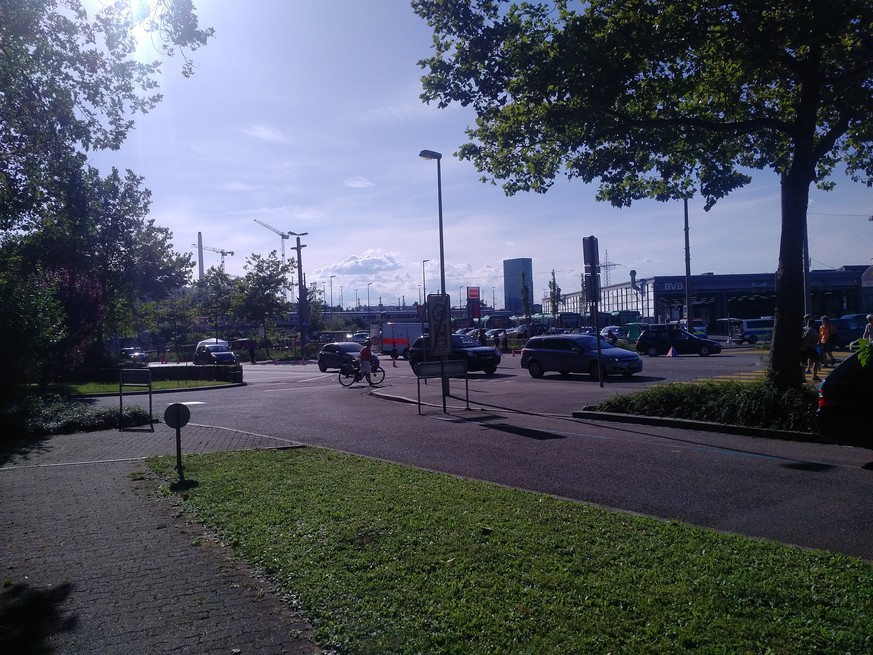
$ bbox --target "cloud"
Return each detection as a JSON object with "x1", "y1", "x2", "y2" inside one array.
[
  {"x1": 240, "y1": 124, "x2": 290, "y2": 144},
  {"x1": 344, "y1": 177, "x2": 374, "y2": 189}
]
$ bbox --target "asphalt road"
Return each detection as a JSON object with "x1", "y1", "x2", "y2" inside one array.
[{"x1": 104, "y1": 346, "x2": 873, "y2": 560}]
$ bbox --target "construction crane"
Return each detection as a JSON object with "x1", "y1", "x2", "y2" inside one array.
[
  {"x1": 192, "y1": 242, "x2": 234, "y2": 270},
  {"x1": 254, "y1": 219, "x2": 290, "y2": 263}
]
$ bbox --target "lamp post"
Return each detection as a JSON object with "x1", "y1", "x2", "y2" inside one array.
[
  {"x1": 459, "y1": 285, "x2": 464, "y2": 311},
  {"x1": 420, "y1": 148, "x2": 449, "y2": 407},
  {"x1": 340, "y1": 285, "x2": 343, "y2": 310},
  {"x1": 289, "y1": 231, "x2": 308, "y2": 357},
  {"x1": 422, "y1": 259, "x2": 430, "y2": 300},
  {"x1": 367, "y1": 282, "x2": 372, "y2": 318},
  {"x1": 329, "y1": 275, "x2": 336, "y2": 309}
]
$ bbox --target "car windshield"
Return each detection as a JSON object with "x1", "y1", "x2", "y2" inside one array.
[
  {"x1": 339, "y1": 343, "x2": 363, "y2": 353},
  {"x1": 206, "y1": 345, "x2": 230, "y2": 352},
  {"x1": 455, "y1": 335, "x2": 480, "y2": 347}
]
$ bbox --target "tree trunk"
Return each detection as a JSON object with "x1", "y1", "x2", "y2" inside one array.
[{"x1": 770, "y1": 169, "x2": 811, "y2": 390}]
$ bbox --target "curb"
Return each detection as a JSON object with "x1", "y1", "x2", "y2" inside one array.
[{"x1": 571, "y1": 409, "x2": 827, "y2": 444}]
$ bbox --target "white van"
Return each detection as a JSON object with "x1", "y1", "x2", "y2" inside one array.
[
  {"x1": 722, "y1": 318, "x2": 774, "y2": 345},
  {"x1": 674, "y1": 318, "x2": 708, "y2": 337}
]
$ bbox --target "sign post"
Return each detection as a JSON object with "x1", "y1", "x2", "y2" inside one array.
[
  {"x1": 164, "y1": 403, "x2": 191, "y2": 482},
  {"x1": 428, "y1": 293, "x2": 452, "y2": 411},
  {"x1": 583, "y1": 236, "x2": 604, "y2": 389}
]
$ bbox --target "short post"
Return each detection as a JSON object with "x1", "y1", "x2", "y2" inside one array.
[{"x1": 164, "y1": 403, "x2": 191, "y2": 482}]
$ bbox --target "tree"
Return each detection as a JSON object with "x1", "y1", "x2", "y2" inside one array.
[
  {"x1": 548, "y1": 269, "x2": 561, "y2": 322},
  {"x1": 235, "y1": 252, "x2": 292, "y2": 342},
  {"x1": 0, "y1": 0, "x2": 213, "y2": 231},
  {"x1": 413, "y1": 0, "x2": 873, "y2": 390}
]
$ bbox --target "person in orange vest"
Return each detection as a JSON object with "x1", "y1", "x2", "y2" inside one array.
[{"x1": 819, "y1": 315, "x2": 838, "y2": 367}]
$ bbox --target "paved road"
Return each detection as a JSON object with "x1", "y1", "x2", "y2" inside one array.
[{"x1": 100, "y1": 351, "x2": 873, "y2": 560}]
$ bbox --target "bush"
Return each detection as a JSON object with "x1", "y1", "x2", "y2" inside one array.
[
  {"x1": 0, "y1": 395, "x2": 154, "y2": 439},
  {"x1": 596, "y1": 380, "x2": 819, "y2": 433}
]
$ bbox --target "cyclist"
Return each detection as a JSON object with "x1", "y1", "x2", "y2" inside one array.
[{"x1": 359, "y1": 339, "x2": 375, "y2": 385}]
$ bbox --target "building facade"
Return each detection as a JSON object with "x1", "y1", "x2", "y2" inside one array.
[
  {"x1": 544, "y1": 265, "x2": 873, "y2": 327},
  {"x1": 503, "y1": 258, "x2": 534, "y2": 313}
]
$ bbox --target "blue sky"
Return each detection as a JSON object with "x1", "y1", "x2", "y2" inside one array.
[{"x1": 90, "y1": 0, "x2": 873, "y2": 310}]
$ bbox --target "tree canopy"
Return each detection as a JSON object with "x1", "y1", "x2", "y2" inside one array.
[{"x1": 413, "y1": 0, "x2": 873, "y2": 389}]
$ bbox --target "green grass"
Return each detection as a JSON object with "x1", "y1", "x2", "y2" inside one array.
[
  {"x1": 45, "y1": 379, "x2": 234, "y2": 395},
  {"x1": 149, "y1": 448, "x2": 873, "y2": 654}
]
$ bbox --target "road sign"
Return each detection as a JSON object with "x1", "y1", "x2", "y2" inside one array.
[{"x1": 427, "y1": 294, "x2": 452, "y2": 355}]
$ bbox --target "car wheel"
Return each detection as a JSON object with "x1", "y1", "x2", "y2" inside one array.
[
  {"x1": 318, "y1": 360, "x2": 327, "y2": 372},
  {"x1": 622, "y1": 372, "x2": 635, "y2": 378},
  {"x1": 484, "y1": 365, "x2": 497, "y2": 375},
  {"x1": 588, "y1": 362, "x2": 603, "y2": 381},
  {"x1": 699, "y1": 345, "x2": 711, "y2": 357},
  {"x1": 647, "y1": 346, "x2": 659, "y2": 357},
  {"x1": 748, "y1": 335, "x2": 758, "y2": 344},
  {"x1": 528, "y1": 360, "x2": 545, "y2": 378}
]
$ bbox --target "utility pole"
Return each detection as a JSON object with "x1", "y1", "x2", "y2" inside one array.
[{"x1": 290, "y1": 232, "x2": 308, "y2": 357}]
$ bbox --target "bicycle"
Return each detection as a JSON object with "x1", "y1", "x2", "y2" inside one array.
[{"x1": 338, "y1": 357, "x2": 385, "y2": 387}]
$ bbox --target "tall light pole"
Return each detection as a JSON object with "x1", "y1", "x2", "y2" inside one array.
[
  {"x1": 340, "y1": 285, "x2": 343, "y2": 310},
  {"x1": 492, "y1": 286, "x2": 496, "y2": 311},
  {"x1": 329, "y1": 275, "x2": 336, "y2": 309},
  {"x1": 367, "y1": 282, "x2": 372, "y2": 317},
  {"x1": 422, "y1": 259, "x2": 430, "y2": 299},
  {"x1": 289, "y1": 231, "x2": 308, "y2": 356},
  {"x1": 419, "y1": 151, "x2": 446, "y2": 296},
  {"x1": 420, "y1": 148, "x2": 449, "y2": 408}
]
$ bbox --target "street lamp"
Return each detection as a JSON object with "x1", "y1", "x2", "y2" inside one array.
[
  {"x1": 329, "y1": 275, "x2": 336, "y2": 309},
  {"x1": 459, "y1": 285, "x2": 464, "y2": 311},
  {"x1": 367, "y1": 282, "x2": 372, "y2": 315},
  {"x1": 422, "y1": 259, "x2": 430, "y2": 300},
  {"x1": 289, "y1": 231, "x2": 308, "y2": 355}
]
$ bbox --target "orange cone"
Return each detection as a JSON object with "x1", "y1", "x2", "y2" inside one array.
[{"x1": 667, "y1": 347, "x2": 678, "y2": 357}]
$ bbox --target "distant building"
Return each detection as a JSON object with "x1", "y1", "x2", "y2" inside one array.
[
  {"x1": 503, "y1": 258, "x2": 533, "y2": 313},
  {"x1": 549, "y1": 265, "x2": 873, "y2": 327}
]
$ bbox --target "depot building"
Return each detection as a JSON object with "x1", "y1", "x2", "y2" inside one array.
[{"x1": 553, "y1": 265, "x2": 873, "y2": 325}]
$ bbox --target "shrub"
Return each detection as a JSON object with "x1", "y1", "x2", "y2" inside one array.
[
  {"x1": 596, "y1": 380, "x2": 818, "y2": 433},
  {"x1": 0, "y1": 395, "x2": 154, "y2": 439}
]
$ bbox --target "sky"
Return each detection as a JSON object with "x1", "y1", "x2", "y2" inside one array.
[{"x1": 88, "y1": 0, "x2": 873, "y2": 311}]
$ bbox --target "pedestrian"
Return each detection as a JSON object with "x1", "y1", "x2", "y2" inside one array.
[
  {"x1": 819, "y1": 315, "x2": 838, "y2": 367},
  {"x1": 502, "y1": 332, "x2": 508, "y2": 352},
  {"x1": 863, "y1": 314, "x2": 873, "y2": 342},
  {"x1": 248, "y1": 339, "x2": 256, "y2": 364},
  {"x1": 493, "y1": 332, "x2": 501, "y2": 349},
  {"x1": 478, "y1": 329, "x2": 486, "y2": 346},
  {"x1": 359, "y1": 339, "x2": 375, "y2": 385},
  {"x1": 801, "y1": 318, "x2": 821, "y2": 381}
]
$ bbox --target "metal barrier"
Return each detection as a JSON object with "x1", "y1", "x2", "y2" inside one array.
[
  {"x1": 119, "y1": 367, "x2": 154, "y2": 431},
  {"x1": 414, "y1": 360, "x2": 469, "y2": 414}
]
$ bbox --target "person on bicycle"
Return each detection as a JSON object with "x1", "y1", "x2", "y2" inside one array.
[{"x1": 359, "y1": 339, "x2": 375, "y2": 385}]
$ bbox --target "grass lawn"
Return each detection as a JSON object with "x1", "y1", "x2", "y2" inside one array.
[
  {"x1": 149, "y1": 448, "x2": 873, "y2": 654},
  {"x1": 45, "y1": 379, "x2": 235, "y2": 395}
]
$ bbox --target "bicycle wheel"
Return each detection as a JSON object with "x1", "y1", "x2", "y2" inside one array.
[
  {"x1": 338, "y1": 369, "x2": 356, "y2": 387},
  {"x1": 369, "y1": 366, "x2": 385, "y2": 385}
]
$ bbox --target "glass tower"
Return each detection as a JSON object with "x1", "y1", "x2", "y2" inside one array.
[{"x1": 503, "y1": 258, "x2": 533, "y2": 313}]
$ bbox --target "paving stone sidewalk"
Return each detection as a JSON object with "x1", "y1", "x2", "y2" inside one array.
[{"x1": 0, "y1": 424, "x2": 324, "y2": 654}]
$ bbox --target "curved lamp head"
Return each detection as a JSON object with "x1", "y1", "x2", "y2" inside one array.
[{"x1": 419, "y1": 149, "x2": 442, "y2": 160}]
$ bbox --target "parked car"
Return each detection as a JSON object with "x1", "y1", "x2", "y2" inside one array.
[
  {"x1": 521, "y1": 334, "x2": 643, "y2": 380},
  {"x1": 318, "y1": 342, "x2": 378, "y2": 372},
  {"x1": 193, "y1": 343, "x2": 238, "y2": 365},
  {"x1": 636, "y1": 328, "x2": 723, "y2": 357},
  {"x1": 816, "y1": 352, "x2": 873, "y2": 447},
  {"x1": 119, "y1": 346, "x2": 148, "y2": 366},
  {"x1": 349, "y1": 332, "x2": 370, "y2": 343},
  {"x1": 599, "y1": 326, "x2": 626, "y2": 340},
  {"x1": 407, "y1": 333, "x2": 501, "y2": 375}
]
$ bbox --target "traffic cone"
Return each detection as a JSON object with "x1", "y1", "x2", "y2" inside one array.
[{"x1": 667, "y1": 347, "x2": 678, "y2": 357}]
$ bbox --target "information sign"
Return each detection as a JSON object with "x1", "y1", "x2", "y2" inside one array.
[{"x1": 427, "y1": 294, "x2": 452, "y2": 356}]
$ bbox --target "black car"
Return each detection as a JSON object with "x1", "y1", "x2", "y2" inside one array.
[
  {"x1": 318, "y1": 342, "x2": 369, "y2": 372},
  {"x1": 407, "y1": 333, "x2": 501, "y2": 375},
  {"x1": 193, "y1": 344, "x2": 238, "y2": 365},
  {"x1": 520, "y1": 334, "x2": 643, "y2": 380},
  {"x1": 119, "y1": 346, "x2": 148, "y2": 366},
  {"x1": 816, "y1": 352, "x2": 873, "y2": 447},
  {"x1": 636, "y1": 328, "x2": 722, "y2": 357}
]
